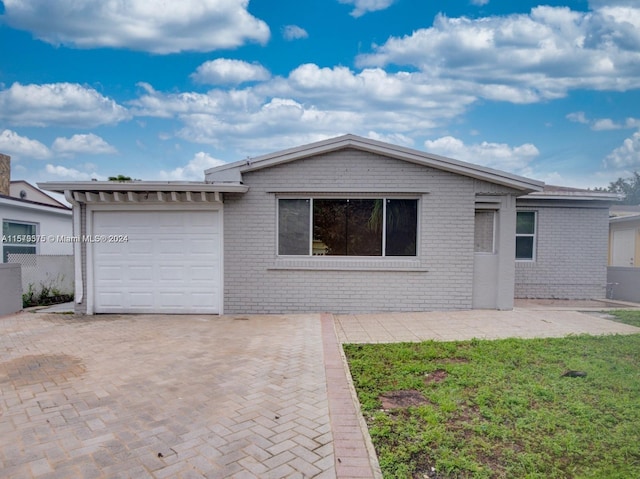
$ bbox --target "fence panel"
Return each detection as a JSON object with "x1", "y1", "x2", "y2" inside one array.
[{"x1": 7, "y1": 254, "x2": 74, "y2": 296}]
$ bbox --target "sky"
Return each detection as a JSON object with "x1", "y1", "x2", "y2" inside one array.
[{"x1": 0, "y1": 0, "x2": 639, "y2": 190}]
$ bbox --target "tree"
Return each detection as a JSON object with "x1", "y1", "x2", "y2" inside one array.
[
  {"x1": 597, "y1": 171, "x2": 640, "y2": 205},
  {"x1": 108, "y1": 175, "x2": 132, "y2": 182}
]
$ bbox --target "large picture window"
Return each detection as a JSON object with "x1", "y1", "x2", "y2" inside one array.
[
  {"x1": 278, "y1": 198, "x2": 418, "y2": 257},
  {"x1": 516, "y1": 211, "x2": 536, "y2": 260},
  {"x1": 2, "y1": 220, "x2": 38, "y2": 262}
]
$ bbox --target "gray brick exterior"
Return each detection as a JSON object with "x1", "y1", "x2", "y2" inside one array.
[
  {"x1": 514, "y1": 202, "x2": 610, "y2": 299},
  {"x1": 223, "y1": 149, "x2": 483, "y2": 314}
]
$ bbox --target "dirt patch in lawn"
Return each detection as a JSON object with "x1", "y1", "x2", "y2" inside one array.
[
  {"x1": 379, "y1": 389, "x2": 430, "y2": 409},
  {"x1": 424, "y1": 369, "x2": 448, "y2": 384}
]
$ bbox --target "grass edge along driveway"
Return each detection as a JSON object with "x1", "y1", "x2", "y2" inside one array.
[{"x1": 344, "y1": 310, "x2": 640, "y2": 479}]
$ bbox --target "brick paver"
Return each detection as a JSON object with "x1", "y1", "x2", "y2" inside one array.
[{"x1": 0, "y1": 312, "x2": 342, "y2": 478}]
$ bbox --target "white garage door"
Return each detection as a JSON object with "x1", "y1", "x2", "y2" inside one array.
[{"x1": 92, "y1": 210, "x2": 221, "y2": 314}]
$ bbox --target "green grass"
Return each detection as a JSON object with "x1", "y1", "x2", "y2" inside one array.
[
  {"x1": 608, "y1": 309, "x2": 640, "y2": 328},
  {"x1": 345, "y1": 330, "x2": 640, "y2": 478}
]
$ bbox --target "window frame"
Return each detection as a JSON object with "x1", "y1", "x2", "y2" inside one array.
[
  {"x1": 2, "y1": 219, "x2": 39, "y2": 263},
  {"x1": 277, "y1": 196, "x2": 419, "y2": 258},
  {"x1": 515, "y1": 211, "x2": 536, "y2": 262}
]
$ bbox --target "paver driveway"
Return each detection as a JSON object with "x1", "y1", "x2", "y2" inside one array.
[{"x1": 0, "y1": 312, "x2": 352, "y2": 479}]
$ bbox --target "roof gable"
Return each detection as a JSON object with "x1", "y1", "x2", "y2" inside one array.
[{"x1": 205, "y1": 134, "x2": 544, "y2": 192}]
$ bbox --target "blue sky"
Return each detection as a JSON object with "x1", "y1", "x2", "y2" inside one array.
[{"x1": 0, "y1": 0, "x2": 639, "y2": 189}]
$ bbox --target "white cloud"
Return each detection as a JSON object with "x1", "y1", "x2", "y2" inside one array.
[
  {"x1": 44, "y1": 164, "x2": 101, "y2": 180},
  {"x1": 0, "y1": 83, "x2": 130, "y2": 127},
  {"x1": 0, "y1": 129, "x2": 51, "y2": 160},
  {"x1": 357, "y1": 5, "x2": 640, "y2": 102},
  {"x1": 52, "y1": 134, "x2": 117, "y2": 156},
  {"x1": 1, "y1": 0, "x2": 270, "y2": 54},
  {"x1": 424, "y1": 136, "x2": 539, "y2": 174},
  {"x1": 566, "y1": 111, "x2": 589, "y2": 124},
  {"x1": 471, "y1": 0, "x2": 490, "y2": 5},
  {"x1": 604, "y1": 131, "x2": 640, "y2": 169},
  {"x1": 282, "y1": 25, "x2": 308, "y2": 41},
  {"x1": 338, "y1": 0, "x2": 396, "y2": 17},
  {"x1": 191, "y1": 59, "x2": 271, "y2": 85},
  {"x1": 159, "y1": 152, "x2": 226, "y2": 181}
]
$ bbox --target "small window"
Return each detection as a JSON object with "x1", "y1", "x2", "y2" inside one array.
[
  {"x1": 474, "y1": 210, "x2": 495, "y2": 253},
  {"x1": 516, "y1": 211, "x2": 536, "y2": 260},
  {"x1": 278, "y1": 198, "x2": 418, "y2": 257},
  {"x1": 2, "y1": 220, "x2": 38, "y2": 262}
]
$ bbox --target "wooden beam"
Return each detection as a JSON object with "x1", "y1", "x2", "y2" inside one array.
[
  {"x1": 157, "y1": 191, "x2": 166, "y2": 202},
  {"x1": 127, "y1": 191, "x2": 139, "y2": 202}
]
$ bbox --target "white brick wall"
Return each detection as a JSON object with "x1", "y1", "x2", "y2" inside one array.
[
  {"x1": 223, "y1": 149, "x2": 478, "y2": 314},
  {"x1": 514, "y1": 204, "x2": 609, "y2": 299}
]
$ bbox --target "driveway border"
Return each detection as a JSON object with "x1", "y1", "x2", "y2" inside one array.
[{"x1": 320, "y1": 314, "x2": 381, "y2": 479}]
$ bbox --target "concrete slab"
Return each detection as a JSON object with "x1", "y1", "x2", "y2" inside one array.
[{"x1": 335, "y1": 308, "x2": 640, "y2": 344}]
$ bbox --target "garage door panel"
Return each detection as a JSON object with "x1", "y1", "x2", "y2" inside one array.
[{"x1": 93, "y1": 210, "x2": 220, "y2": 314}]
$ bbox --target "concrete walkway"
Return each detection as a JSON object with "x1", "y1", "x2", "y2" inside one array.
[{"x1": 335, "y1": 307, "x2": 640, "y2": 343}]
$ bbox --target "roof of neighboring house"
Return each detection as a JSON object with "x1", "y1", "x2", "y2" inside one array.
[
  {"x1": 205, "y1": 134, "x2": 545, "y2": 193},
  {"x1": 9, "y1": 180, "x2": 69, "y2": 208},
  {"x1": 0, "y1": 193, "x2": 72, "y2": 214},
  {"x1": 520, "y1": 185, "x2": 622, "y2": 202}
]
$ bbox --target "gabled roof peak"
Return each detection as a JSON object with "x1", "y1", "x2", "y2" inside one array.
[{"x1": 206, "y1": 134, "x2": 544, "y2": 192}]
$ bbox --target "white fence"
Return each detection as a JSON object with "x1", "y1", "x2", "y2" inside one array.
[{"x1": 7, "y1": 254, "x2": 74, "y2": 296}]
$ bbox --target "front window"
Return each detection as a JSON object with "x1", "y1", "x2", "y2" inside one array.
[
  {"x1": 278, "y1": 198, "x2": 418, "y2": 257},
  {"x1": 516, "y1": 211, "x2": 536, "y2": 260},
  {"x1": 2, "y1": 220, "x2": 38, "y2": 262}
]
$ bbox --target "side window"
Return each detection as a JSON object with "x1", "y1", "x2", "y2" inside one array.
[
  {"x1": 516, "y1": 211, "x2": 536, "y2": 261},
  {"x1": 2, "y1": 220, "x2": 38, "y2": 262}
]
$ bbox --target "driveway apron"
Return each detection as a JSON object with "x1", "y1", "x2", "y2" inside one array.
[{"x1": 0, "y1": 312, "x2": 355, "y2": 479}]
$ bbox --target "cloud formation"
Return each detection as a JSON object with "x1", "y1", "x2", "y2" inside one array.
[
  {"x1": 424, "y1": 136, "x2": 540, "y2": 174},
  {"x1": 159, "y1": 152, "x2": 226, "y2": 181},
  {"x1": 0, "y1": 83, "x2": 130, "y2": 128},
  {"x1": 45, "y1": 163, "x2": 102, "y2": 180},
  {"x1": 1, "y1": 0, "x2": 270, "y2": 54},
  {"x1": 0, "y1": 129, "x2": 52, "y2": 160},
  {"x1": 357, "y1": 5, "x2": 640, "y2": 102},
  {"x1": 191, "y1": 59, "x2": 271, "y2": 85},
  {"x1": 52, "y1": 134, "x2": 117, "y2": 156},
  {"x1": 282, "y1": 25, "x2": 309, "y2": 41},
  {"x1": 604, "y1": 131, "x2": 640, "y2": 170},
  {"x1": 338, "y1": 0, "x2": 396, "y2": 17}
]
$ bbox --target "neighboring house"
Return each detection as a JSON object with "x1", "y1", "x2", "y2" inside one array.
[
  {"x1": 609, "y1": 206, "x2": 640, "y2": 267},
  {"x1": 1, "y1": 154, "x2": 73, "y2": 262},
  {"x1": 39, "y1": 135, "x2": 619, "y2": 315}
]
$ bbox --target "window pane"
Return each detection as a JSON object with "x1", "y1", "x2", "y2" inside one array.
[
  {"x1": 3, "y1": 221, "x2": 36, "y2": 237},
  {"x1": 313, "y1": 199, "x2": 347, "y2": 255},
  {"x1": 4, "y1": 245, "x2": 36, "y2": 263},
  {"x1": 386, "y1": 199, "x2": 417, "y2": 256},
  {"x1": 516, "y1": 212, "x2": 535, "y2": 234},
  {"x1": 313, "y1": 199, "x2": 382, "y2": 256},
  {"x1": 474, "y1": 210, "x2": 495, "y2": 253},
  {"x1": 278, "y1": 199, "x2": 310, "y2": 255},
  {"x1": 516, "y1": 236, "x2": 534, "y2": 260},
  {"x1": 347, "y1": 199, "x2": 381, "y2": 256}
]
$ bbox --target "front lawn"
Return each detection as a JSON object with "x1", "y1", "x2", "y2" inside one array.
[
  {"x1": 608, "y1": 309, "x2": 640, "y2": 328},
  {"x1": 345, "y1": 330, "x2": 640, "y2": 478}
]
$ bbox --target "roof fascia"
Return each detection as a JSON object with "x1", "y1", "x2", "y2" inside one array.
[
  {"x1": 0, "y1": 196, "x2": 72, "y2": 215},
  {"x1": 38, "y1": 181, "x2": 249, "y2": 194}
]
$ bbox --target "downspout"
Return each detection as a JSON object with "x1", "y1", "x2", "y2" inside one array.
[{"x1": 64, "y1": 190, "x2": 83, "y2": 304}]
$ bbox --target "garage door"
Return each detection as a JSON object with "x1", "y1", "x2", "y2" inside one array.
[{"x1": 92, "y1": 210, "x2": 221, "y2": 314}]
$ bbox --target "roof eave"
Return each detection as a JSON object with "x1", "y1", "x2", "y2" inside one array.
[{"x1": 38, "y1": 181, "x2": 249, "y2": 194}]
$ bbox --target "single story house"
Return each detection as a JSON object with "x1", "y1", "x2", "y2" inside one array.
[
  {"x1": 40, "y1": 135, "x2": 618, "y2": 315},
  {"x1": 1, "y1": 154, "x2": 72, "y2": 262}
]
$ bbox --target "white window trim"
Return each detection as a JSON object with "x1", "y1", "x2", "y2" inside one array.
[
  {"x1": 515, "y1": 211, "x2": 536, "y2": 262},
  {"x1": 2, "y1": 219, "x2": 39, "y2": 262},
  {"x1": 277, "y1": 196, "x2": 420, "y2": 258}
]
